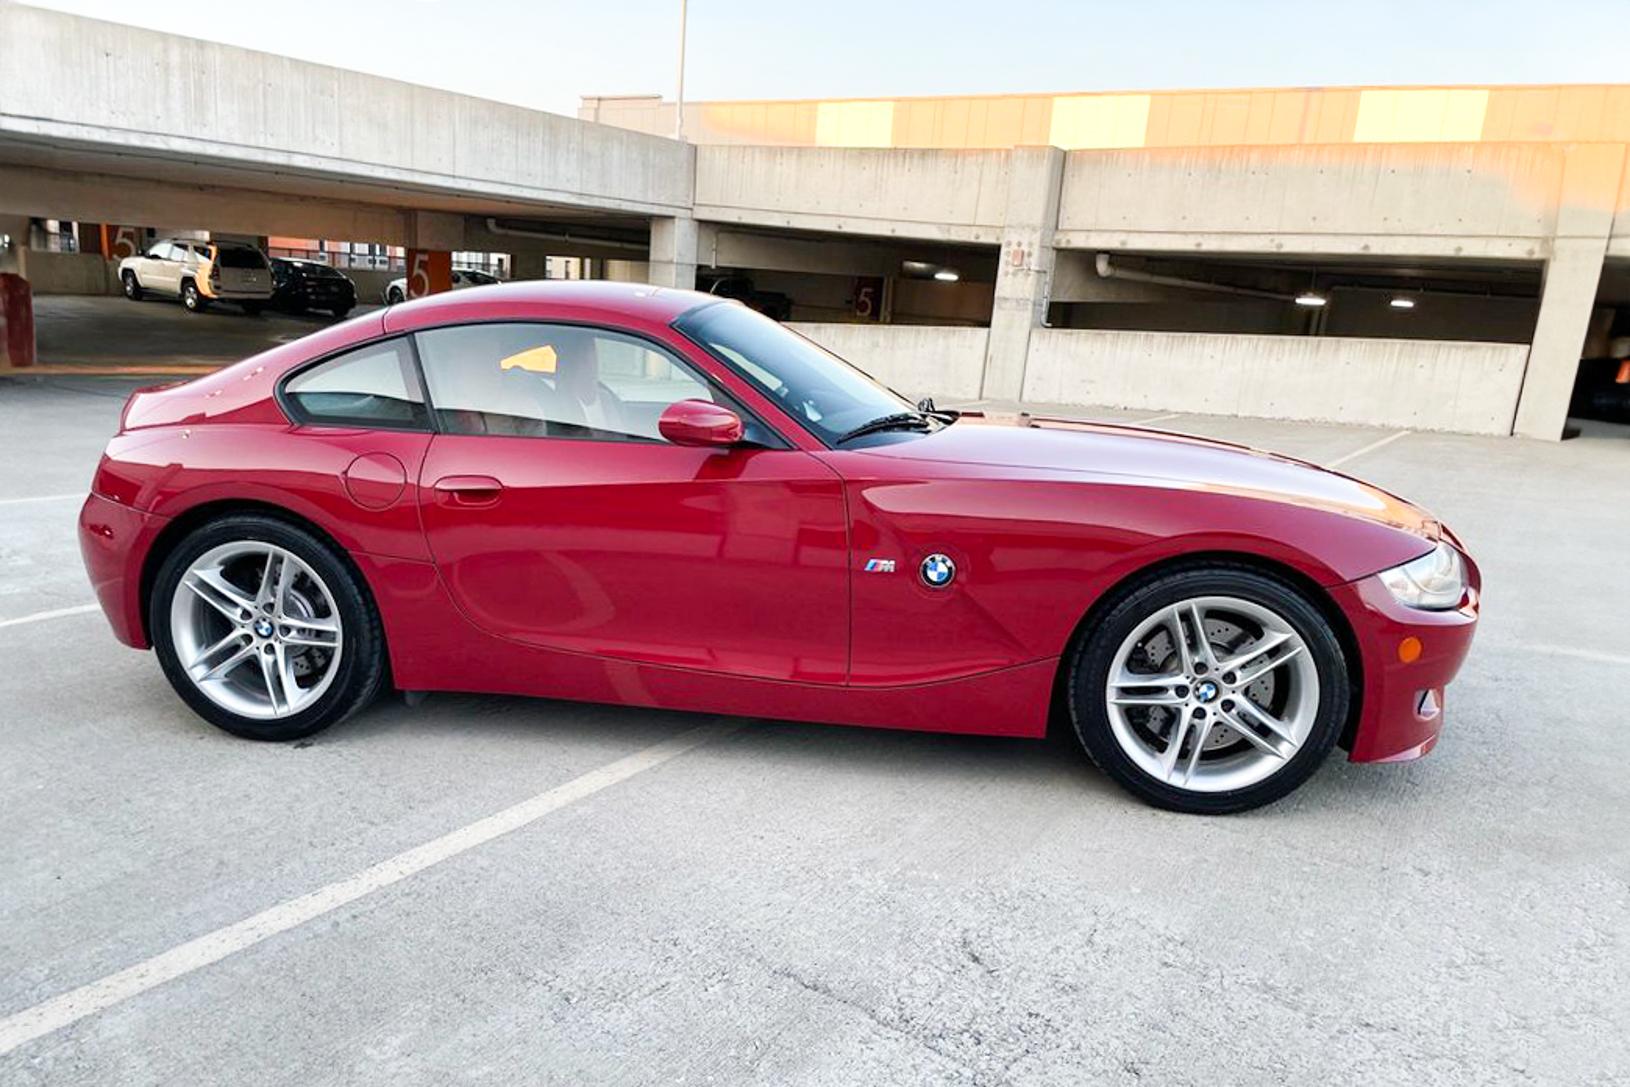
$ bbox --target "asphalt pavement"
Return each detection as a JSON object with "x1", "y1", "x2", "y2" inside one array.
[{"x1": 1, "y1": 360, "x2": 1627, "y2": 1084}]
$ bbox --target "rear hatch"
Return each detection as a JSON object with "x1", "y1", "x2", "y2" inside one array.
[{"x1": 213, "y1": 245, "x2": 271, "y2": 295}]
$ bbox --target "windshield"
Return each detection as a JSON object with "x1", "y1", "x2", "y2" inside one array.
[{"x1": 675, "y1": 302, "x2": 912, "y2": 445}]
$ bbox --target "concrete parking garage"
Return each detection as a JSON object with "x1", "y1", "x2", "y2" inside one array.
[{"x1": 1, "y1": 372, "x2": 1625, "y2": 1084}]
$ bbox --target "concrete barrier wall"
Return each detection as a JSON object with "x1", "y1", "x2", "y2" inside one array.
[
  {"x1": 1056, "y1": 143, "x2": 1562, "y2": 259},
  {"x1": 17, "y1": 251, "x2": 116, "y2": 296},
  {"x1": 789, "y1": 323, "x2": 989, "y2": 401},
  {"x1": 1023, "y1": 329, "x2": 1528, "y2": 434},
  {"x1": 697, "y1": 147, "x2": 1011, "y2": 243}
]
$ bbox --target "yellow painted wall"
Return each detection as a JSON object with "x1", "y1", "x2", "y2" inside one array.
[{"x1": 586, "y1": 84, "x2": 1630, "y2": 151}]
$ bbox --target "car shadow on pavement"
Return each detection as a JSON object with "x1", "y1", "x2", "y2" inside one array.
[{"x1": 322, "y1": 690, "x2": 1120, "y2": 799}]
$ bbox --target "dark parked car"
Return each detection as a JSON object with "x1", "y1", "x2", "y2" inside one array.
[
  {"x1": 1569, "y1": 356, "x2": 1630, "y2": 423},
  {"x1": 698, "y1": 272, "x2": 793, "y2": 321},
  {"x1": 269, "y1": 258, "x2": 357, "y2": 319}
]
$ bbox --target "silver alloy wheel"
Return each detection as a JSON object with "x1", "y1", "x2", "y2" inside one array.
[
  {"x1": 169, "y1": 541, "x2": 344, "y2": 720},
  {"x1": 1104, "y1": 595, "x2": 1319, "y2": 793}
]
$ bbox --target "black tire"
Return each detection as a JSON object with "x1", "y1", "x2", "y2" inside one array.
[
  {"x1": 385, "y1": 286, "x2": 404, "y2": 305},
  {"x1": 149, "y1": 514, "x2": 387, "y2": 741},
  {"x1": 240, "y1": 301, "x2": 263, "y2": 316},
  {"x1": 1067, "y1": 564, "x2": 1348, "y2": 815},
  {"x1": 330, "y1": 306, "x2": 352, "y2": 320},
  {"x1": 182, "y1": 280, "x2": 207, "y2": 312},
  {"x1": 122, "y1": 270, "x2": 144, "y2": 301}
]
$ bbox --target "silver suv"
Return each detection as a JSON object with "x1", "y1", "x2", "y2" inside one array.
[{"x1": 119, "y1": 239, "x2": 274, "y2": 314}]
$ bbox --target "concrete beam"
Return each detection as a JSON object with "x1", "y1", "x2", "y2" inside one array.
[
  {"x1": 0, "y1": 4, "x2": 693, "y2": 218},
  {"x1": 0, "y1": 165, "x2": 409, "y2": 245},
  {"x1": 407, "y1": 211, "x2": 465, "y2": 253},
  {"x1": 694, "y1": 146, "x2": 1010, "y2": 245}
]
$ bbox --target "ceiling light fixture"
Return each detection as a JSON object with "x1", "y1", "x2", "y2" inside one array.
[
  {"x1": 934, "y1": 269, "x2": 960, "y2": 282},
  {"x1": 1294, "y1": 291, "x2": 1327, "y2": 307},
  {"x1": 1389, "y1": 296, "x2": 1417, "y2": 309}
]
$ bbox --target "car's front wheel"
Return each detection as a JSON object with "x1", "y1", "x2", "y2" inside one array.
[
  {"x1": 121, "y1": 270, "x2": 143, "y2": 301},
  {"x1": 150, "y1": 514, "x2": 386, "y2": 741},
  {"x1": 385, "y1": 286, "x2": 404, "y2": 305},
  {"x1": 1068, "y1": 565, "x2": 1348, "y2": 814}
]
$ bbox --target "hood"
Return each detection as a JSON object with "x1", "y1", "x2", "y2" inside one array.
[{"x1": 863, "y1": 412, "x2": 1438, "y2": 537}]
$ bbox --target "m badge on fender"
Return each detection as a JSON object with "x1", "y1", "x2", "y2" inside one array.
[{"x1": 863, "y1": 558, "x2": 897, "y2": 573}]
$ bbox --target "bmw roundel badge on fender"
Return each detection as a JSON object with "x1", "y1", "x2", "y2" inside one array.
[{"x1": 919, "y1": 553, "x2": 956, "y2": 588}]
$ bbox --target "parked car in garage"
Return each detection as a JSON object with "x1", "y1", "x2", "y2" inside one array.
[
  {"x1": 698, "y1": 271, "x2": 793, "y2": 321},
  {"x1": 77, "y1": 281, "x2": 1480, "y2": 814},
  {"x1": 119, "y1": 239, "x2": 274, "y2": 314},
  {"x1": 269, "y1": 257, "x2": 356, "y2": 319},
  {"x1": 383, "y1": 267, "x2": 501, "y2": 305},
  {"x1": 1569, "y1": 356, "x2": 1630, "y2": 423}
]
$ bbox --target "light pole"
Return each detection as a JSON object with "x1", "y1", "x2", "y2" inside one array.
[{"x1": 675, "y1": 0, "x2": 689, "y2": 141}]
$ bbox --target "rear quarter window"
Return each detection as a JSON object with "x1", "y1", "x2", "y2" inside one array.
[{"x1": 282, "y1": 339, "x2": 428, "y2": 430}]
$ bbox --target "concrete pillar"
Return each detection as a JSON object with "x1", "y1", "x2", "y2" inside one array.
[
  {"x1": 980, "y1": 147, "x2": 1064, "y2": 402},
  {"x1": 648, "y1": 216, "x2": 698, "y2": 290},
  {"x1": 510, "y1": 250, "x2": 550, "y2": 281},
  {"x1": 0, "y1": 215, "x2": 29, "y2": 276},
  {"x1": 1, "y1": 273, "x2": 36, "y2": 370},
  {"x1": 1513, "y1": 144, "x2": 1625, "y2": 439}
]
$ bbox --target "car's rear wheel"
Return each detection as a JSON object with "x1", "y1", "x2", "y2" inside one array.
[
  {"x1": 240, "y1": 301, "x2": 263, "y2": 316},
  {"x1": 385, "y1": 286, "x2": 404, "y2": 305},
  {"x1": 150, "y1": 515, "x2": 386, "y2": 741},
  {"x1": 181, "y1": 280, "x2": 207, "y2": 312},
  {"x1": 1068, "y1": 565, "x2": 1348, "y2": 814},
  {"x1": 121, "y1": 270, "x2": 143, "y2": 301}
]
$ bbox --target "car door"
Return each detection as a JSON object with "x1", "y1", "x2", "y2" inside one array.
[
  {"x1": 139, "y1": 242, "x2": 179, "y2": 294},
  {"x1": 413, "y1": 320, "x2": 849, "y2": 684}
]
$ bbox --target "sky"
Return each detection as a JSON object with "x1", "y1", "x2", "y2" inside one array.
[{"x1": 30, "y1": 0, "x2": 1630, "y2": 119}]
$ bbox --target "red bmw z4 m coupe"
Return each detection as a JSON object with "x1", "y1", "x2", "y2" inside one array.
[{"x1": 78, "y1": 282, "x2": 1480, "y2": 813}]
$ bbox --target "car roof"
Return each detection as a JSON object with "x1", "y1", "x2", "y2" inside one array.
[{"x1": 380, "y1": 279, "x2": 722, "y2": 333}]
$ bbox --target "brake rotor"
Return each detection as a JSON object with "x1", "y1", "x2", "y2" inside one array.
[{"x1": 1132, "y1": 615, "x2": 1279, "y2": 752}]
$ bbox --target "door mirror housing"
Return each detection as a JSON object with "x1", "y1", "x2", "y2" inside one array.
[{"x1": 658, "y1": 399, "x2": 744, "y2": 447}]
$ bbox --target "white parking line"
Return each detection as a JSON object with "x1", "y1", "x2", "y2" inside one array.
[
  {"x1": 1324, "y1": 430, "x2": 1411, "y2": 469},
  {"x1": 0, "y1": 720, "x2": 738, "y2": 1056},
  {"x1": 0, "y1": 603, "x2": 101, "y2": 630},
  {"x1": 0, "y1": 493, "x2": 81, "y2": 507},
  {"x1": 1130, "y1": 412, "x2": 1183, "y2": 425}
]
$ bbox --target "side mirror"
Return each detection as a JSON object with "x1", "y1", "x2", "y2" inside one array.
[{"x1": 658, "y1": 398, "x2": 744, "y2": 448}]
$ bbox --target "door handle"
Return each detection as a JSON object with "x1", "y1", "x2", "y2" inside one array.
[{"x1": 432, "y1": 474, "x2": 503, "y2": 507}]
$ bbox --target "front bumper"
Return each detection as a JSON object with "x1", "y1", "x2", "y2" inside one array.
[
  {"x1": 1331, "y1": 573, "x2": 1479, "y2": 763},
  {"x1": 201, "y1": 285, "x2": 274, "y2": 301},
  {"x1": 78, "y1": 492, "x2": 167, "y2": 649}
]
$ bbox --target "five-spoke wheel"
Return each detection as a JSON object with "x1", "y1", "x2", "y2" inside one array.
[
  {"x1": 1071, "y1": 566, "x2": 1348, "y2": 813},
  {"x1": 151, "y1": 514, "x2": 386, "y2": 740},
  {"x1": 169, "y1": 541, "x2": 344, "y2": 720}
]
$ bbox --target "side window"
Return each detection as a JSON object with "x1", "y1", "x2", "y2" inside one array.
[
  {"x1": 146, "y1": 242, "x2": 174, "y2": 260},
  {"x1": 415, "y1": 322, "x2": 719, "y2": 442},
  {"x1": 283, "y1": 338, "x2": 428, "y2": 430}
]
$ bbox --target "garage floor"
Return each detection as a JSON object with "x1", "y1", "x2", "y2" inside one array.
[
  {"x1": 1, "y1": 366, "x2": 1627, "y2": 1082},
  {"x1": 31, "y1": 295, "x2": 375, "y2": 371}
]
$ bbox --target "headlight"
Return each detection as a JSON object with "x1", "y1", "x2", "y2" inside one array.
[{"x1": 1378, "y1": 541, "x2": 1466, "y2": 610}]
